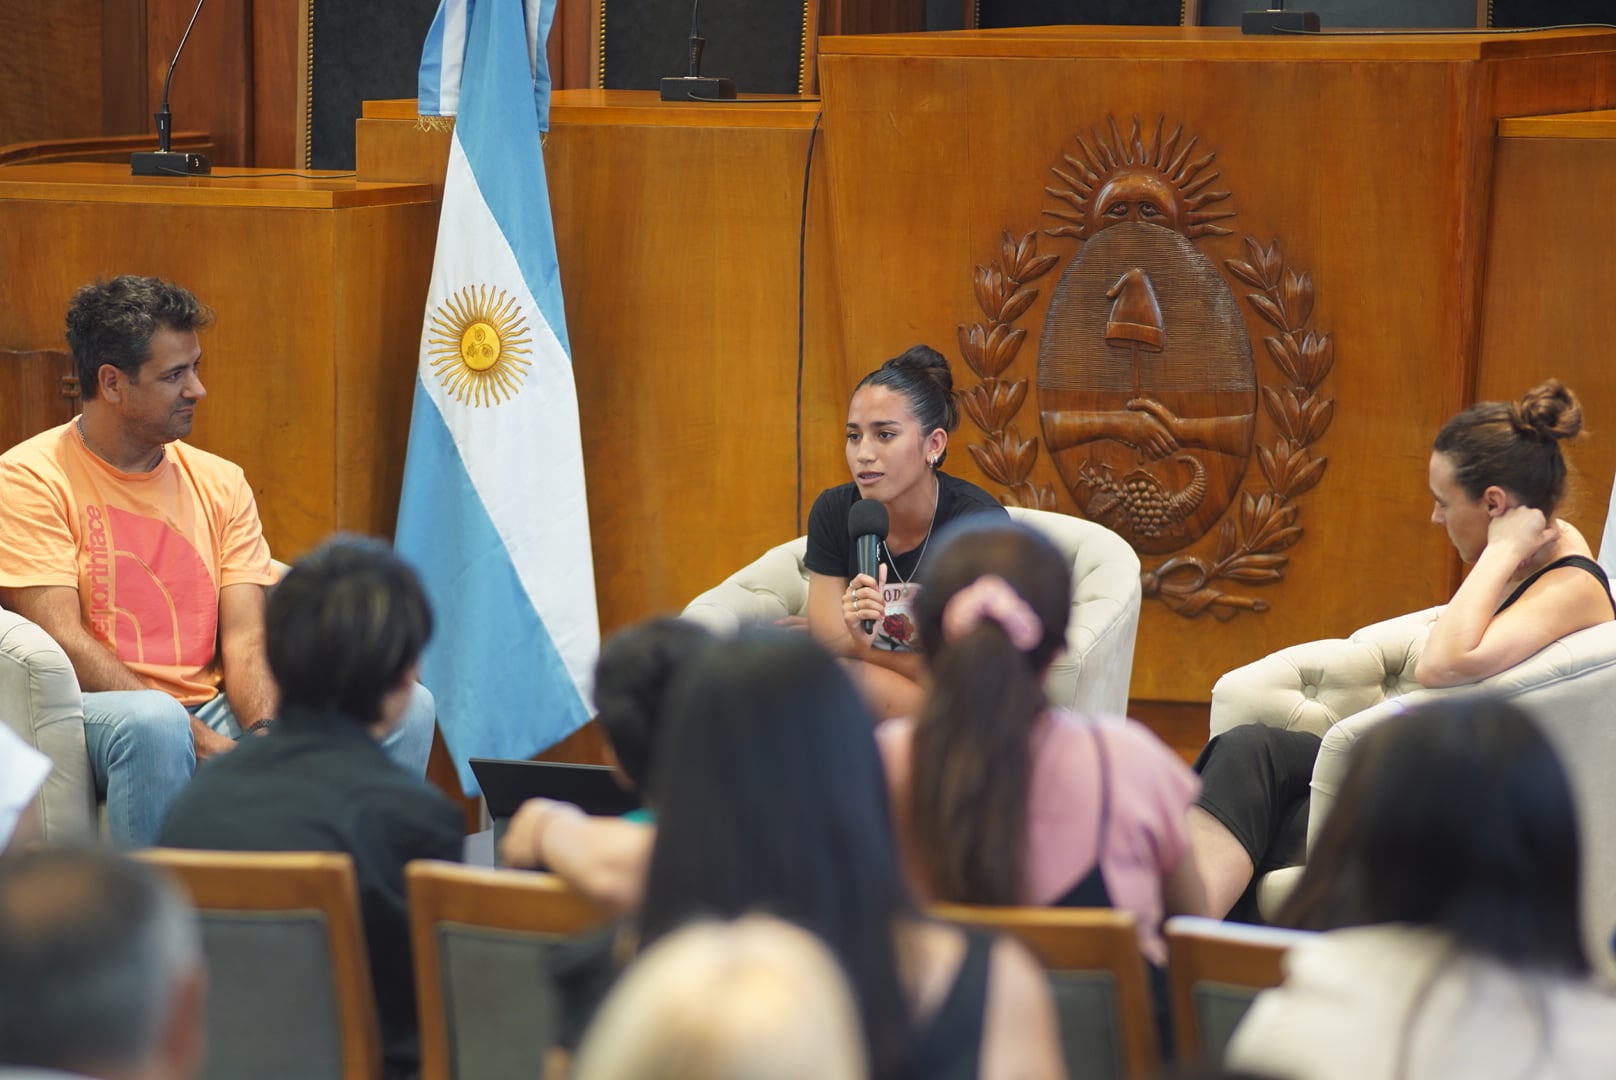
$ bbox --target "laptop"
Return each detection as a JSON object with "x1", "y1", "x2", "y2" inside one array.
[{"x1": 469, "y1": 757, "x2": 644, "y2": 848}]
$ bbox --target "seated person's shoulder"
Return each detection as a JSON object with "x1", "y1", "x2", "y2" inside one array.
[{"x1": 941, "y1": 473, "x2": 1009, "y2": 518}]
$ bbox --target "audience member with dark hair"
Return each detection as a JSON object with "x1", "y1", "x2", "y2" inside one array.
[
  {"x1": 631, "y1": 632, "x2": 1062, "y2": 1080},
  {"x1": 159, "y1": 534, "x2": 462, "y2": 1080},
  {"x1": 0, "y1": 848, "x2": 206, "y2": 1080},
  {"x1": 1226, "y1": 697, "x2": 1616, "y2": 1079},
  {"x1": 804, "y1": 345, "x2": 1009, "y2": 719},
  {"x1": 592, "y1": 617, "x2": 716, "y2": 813},
  {"x1": 883, "y1": 518, "x2": 1208, "y2": 966},
  {"x1": 1191, "y1": 381, "x2": 1616, "y2": 921}
]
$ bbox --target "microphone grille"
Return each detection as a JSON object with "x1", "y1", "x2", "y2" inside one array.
[{"x1": 847, "y1": 499, "x2": 890, "y2": 540}]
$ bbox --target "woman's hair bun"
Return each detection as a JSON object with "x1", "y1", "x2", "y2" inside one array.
[
  {"x1": 887, "y1": 344, "x2": 954, "y2": 394},
  {"x1": 1511, "y1": 379, "x2": 1582, "y2": 443}
]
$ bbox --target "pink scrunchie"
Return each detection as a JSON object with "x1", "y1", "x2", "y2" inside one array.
[{"x1": 940, "y1": 575, "x2": 1043, "y2": 651}]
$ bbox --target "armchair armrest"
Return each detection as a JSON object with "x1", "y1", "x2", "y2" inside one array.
[
  {"x1": 680, "y1": 538, "x2": 810, "y2": 634},
  {"x1": 1207, "y1": 607, "x2": 1443, "y2": 741},
  {"x1": 0, "y1": 608, "x2": 94, "y2": 839}
]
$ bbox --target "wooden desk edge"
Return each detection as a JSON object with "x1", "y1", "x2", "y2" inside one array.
[
  {"x1": 815, "y1": 25, "x2": 1616, "y2": 62},
  {"x1": 1498, "y1": 109, "x2": 1616, "y2": 139},
  {"x1": 365, "y1": 95, "x2": 823, "y2": 131},
  {"x1": 0, "y1": 164, "x2": 434, "y2": 208}
]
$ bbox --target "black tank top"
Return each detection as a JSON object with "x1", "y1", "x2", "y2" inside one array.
[
  {"x1": 1494, "y1": 554, "x2": 1616, "y2": 618},
  {"x1": 912, "y1": 928, "x2": 993, "y2": 1080},
  {"x1": 1054, "y1": 724, "x2": 1116, "y2": 909}
]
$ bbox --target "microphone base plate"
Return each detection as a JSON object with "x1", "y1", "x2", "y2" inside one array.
[
  {"x1": 131, "y1": 151, "x2": 212, "y2": 177},
  {"x1": 659, "y1": 75, "x2": 737, "y2": 102},
  {"x1": 1240, "y1": 9, "x2": 1320, "y2": 33}
]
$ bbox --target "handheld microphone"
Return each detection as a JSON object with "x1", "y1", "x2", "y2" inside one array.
[
  {"x1": 847, "y1": 500, "x2": 890, "y2": 636},
  {"x1": 659, "y1": 0, "x2": 737, "y2": 102},
  {"x1": 131, "y1": 0, "x2": 213, "y2": 177}
]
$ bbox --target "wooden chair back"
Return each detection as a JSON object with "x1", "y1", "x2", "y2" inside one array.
[
  {"x1": 589, "y1": 0, "x2": 821, "y2": 95},
  {"x1": 136, "y1": 849, "x2": 382, "y2": 1080},
  {"x1": 1165, "y1": 915, "x2": 1313, "y2": 1066},
  {"x1": 407, "y1": 861, "x2": 614, "y2": 1080},
  {"x1": 931, "y1": 904, "x2": 1158, "y2": 1080}
]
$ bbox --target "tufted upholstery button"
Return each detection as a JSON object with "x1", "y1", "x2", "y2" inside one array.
[{"x1": 1302, "y1": 683, "x2": 1317, "y2": 698}]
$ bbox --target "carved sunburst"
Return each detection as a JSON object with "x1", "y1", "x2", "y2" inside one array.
[{"x1": 1043, "y1": 115, "x2": 1235, "y2": 242}]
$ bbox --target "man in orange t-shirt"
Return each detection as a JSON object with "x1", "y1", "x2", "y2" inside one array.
[{"x1": 0, "y1": 277, "x2": 437, "y2": 847}]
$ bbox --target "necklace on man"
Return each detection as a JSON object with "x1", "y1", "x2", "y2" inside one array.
[
  {"x1": 76, "y1": 414, "x2": 162, "y2": 471},
  {"x1": 881, "y1": 474, "x2": 940, "y2": 587}
]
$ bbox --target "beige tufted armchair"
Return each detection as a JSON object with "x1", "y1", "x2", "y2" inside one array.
[
  {"x1": 0, "y1": 607, "x2": 95, "y2": 839},
  {"x1": 1208, "y1": 607, "x2": 1616, "y2": 976},
  {"x1": 681, "y1": 506, "x2": 1143, "y2": 718}
]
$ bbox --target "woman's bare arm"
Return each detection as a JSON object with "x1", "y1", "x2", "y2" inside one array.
[
  {"x1": 1162, "y1": 844, "x2": 1214, "y2": 919},
  {"x1": 499, "y1": 799, "x2": 654, "y2": 914},
  {"x1": 1417, "y1": 511, "x2": 1612, "y2": 687}
]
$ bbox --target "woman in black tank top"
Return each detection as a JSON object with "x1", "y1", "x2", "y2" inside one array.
[{"x1": 1191, "y1": 380, "x2": 1616, "y2": 922}]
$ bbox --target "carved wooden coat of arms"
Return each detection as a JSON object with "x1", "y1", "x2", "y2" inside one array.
[{"x1": 957, "y1": 116, "x2": 1336, "y2": 618}]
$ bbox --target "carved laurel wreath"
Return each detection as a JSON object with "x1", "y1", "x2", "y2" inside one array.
[{"x1": 957, "y1": 231, "x2": 1335, "y2": 619}]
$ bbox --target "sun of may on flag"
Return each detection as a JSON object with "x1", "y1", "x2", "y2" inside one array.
[{"x1": 397, "y1": 0, "x2": 599, "y2": 796}]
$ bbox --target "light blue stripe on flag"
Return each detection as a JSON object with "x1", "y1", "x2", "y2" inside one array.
[
  {"x1": 418, "y1": 0, "x2": 549, "y2": 121},
  {"x1": 398, "y1": 389, "x2": 590, "y2": 775},
  {"x1": 401, "y1": 0, "x2": 598, "y2": 795},
  {"x1": 417, "y1": 0, "x2": 468, "y2": 118}
]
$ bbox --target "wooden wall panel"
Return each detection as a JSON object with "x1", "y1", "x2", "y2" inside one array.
[
  {"x1": 822, "y1": 0, "x2": 926, "y2": 34},
  {"x1": 101, "y1": 0, "x2": 151, "y2": 134},
  {"x1": 0, "y1": 0, "x2": 106, "y2": 144},
  {"x1": 543, "y1": 95, "x2": 846, "y2": 633},
  {"x1": 252, "y1": 0, "x2": 305, "y2": 167},
  {"x1": 1476, "y1": 115, "x2": 1616, "y2": 549}
]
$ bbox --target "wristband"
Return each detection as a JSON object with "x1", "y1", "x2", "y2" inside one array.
[{"x1": 245, "y1": 718, "x2": 276, "y2": 736}]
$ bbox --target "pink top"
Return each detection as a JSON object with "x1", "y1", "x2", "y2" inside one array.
[{"x1": 878, "y1": 709, "x2": 1200, "y2": 965}]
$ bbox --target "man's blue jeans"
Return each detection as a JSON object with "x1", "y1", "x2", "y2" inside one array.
[{"x1": 81, "y1": 684, "x2": 437, "y2": 849}]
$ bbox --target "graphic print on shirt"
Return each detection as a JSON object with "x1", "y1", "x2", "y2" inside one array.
[
  {"x1": 83, "y1": 505, "x2": 217, "y2": 667},
  {"x1": 875, "y1": 581, "x2": 921, "y2": 652}
]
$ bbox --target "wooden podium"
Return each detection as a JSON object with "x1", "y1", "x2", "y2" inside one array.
[{"x1": 0, "y1": 163, "x2": 438, "y2": 558}]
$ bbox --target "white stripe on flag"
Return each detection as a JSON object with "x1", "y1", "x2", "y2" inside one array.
[{"x1": 417, "y1": 137, "x2": 598, "y2": 699}]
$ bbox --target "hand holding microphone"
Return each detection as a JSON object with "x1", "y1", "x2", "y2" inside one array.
[{"x1": 847, "y1": 501, "x2": 890, "y2": 637}]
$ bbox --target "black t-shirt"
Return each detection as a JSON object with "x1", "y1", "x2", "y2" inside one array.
[{"x1": 804, "y1": 471, "x2": 1008, "y2": 581}]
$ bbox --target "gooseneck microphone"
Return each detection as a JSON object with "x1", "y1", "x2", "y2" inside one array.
[
  {"x1": 847, "y1": 500, "x2": 890, "y2": 635},
  {"x1": 131, "y1": 0, "x2": 213, "y2": 176},
  {"x1": 659, "y1": 0, "x2": 737, "y2": 102}
]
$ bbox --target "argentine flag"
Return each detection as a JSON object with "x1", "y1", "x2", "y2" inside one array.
[{"x1": 398, "y1": 0, "x2": 598, "y2": 795}]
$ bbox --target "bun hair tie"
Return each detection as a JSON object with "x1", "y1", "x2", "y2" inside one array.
[{"x1": 941, "y1": 575, "x2": 1043, "y2": 652}]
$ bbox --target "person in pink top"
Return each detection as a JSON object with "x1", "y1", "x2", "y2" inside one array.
[{"x1": 877, "y1": 518, "x2": 1210, "y2": 967}]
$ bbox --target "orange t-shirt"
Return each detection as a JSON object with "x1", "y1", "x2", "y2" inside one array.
[{"x1": 0, "y1": 422, "x2": 276, "y2": 704}]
